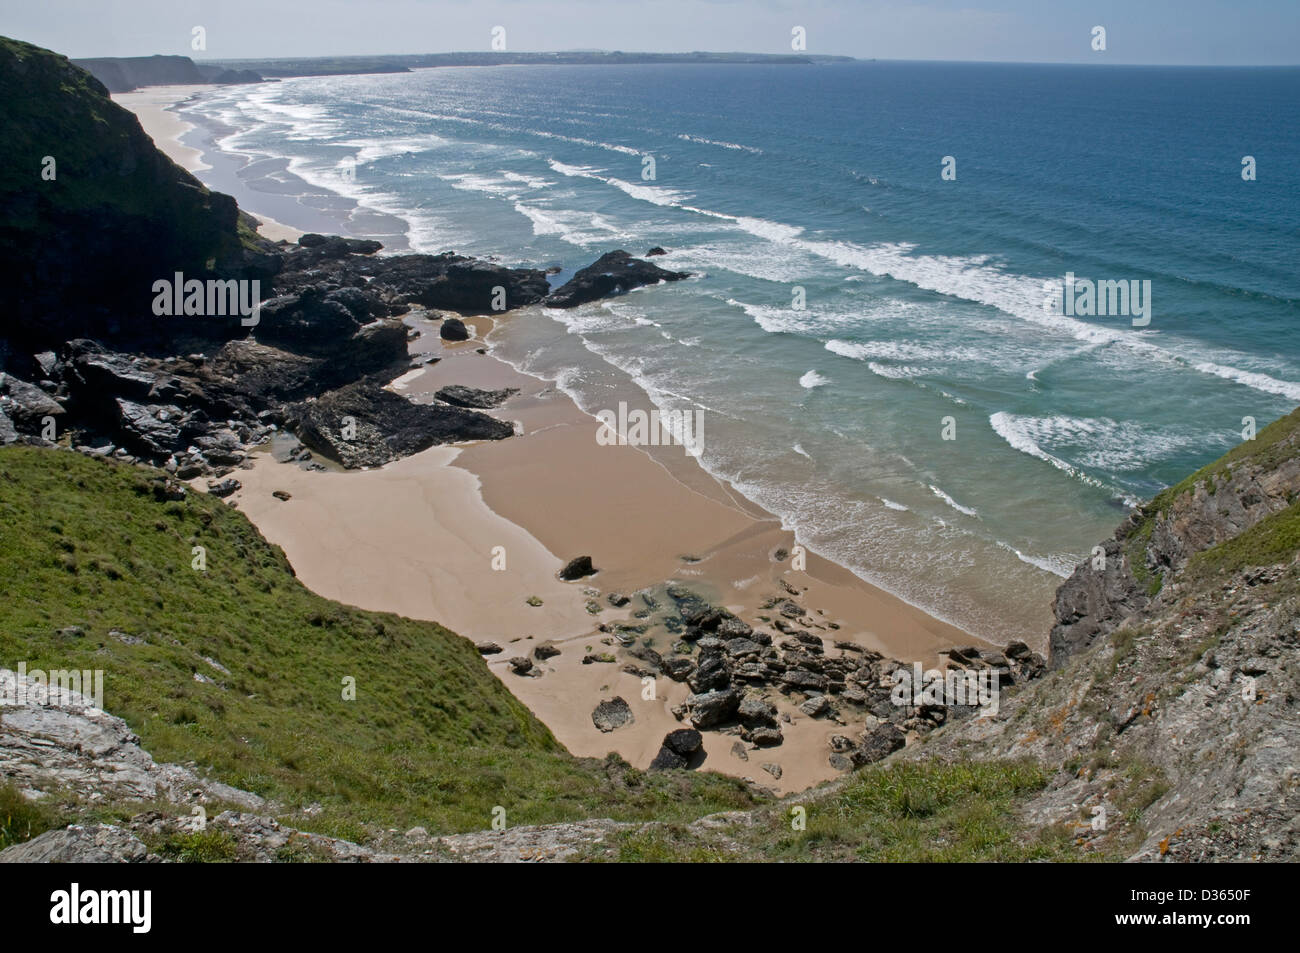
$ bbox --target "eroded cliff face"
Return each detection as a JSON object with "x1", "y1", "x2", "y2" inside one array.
[{"x1": 1050, "y1": 409, "x2": 1300, "y2": 668}]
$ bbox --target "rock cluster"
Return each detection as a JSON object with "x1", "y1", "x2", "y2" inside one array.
[
  {"x1": 1, "y1": 237, "x2": 691, "y2": 475},
  {"x1": 623, "y1": 584, "x2": 1045, "y2": 772}
]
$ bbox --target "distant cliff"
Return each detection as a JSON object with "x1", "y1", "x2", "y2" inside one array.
[{"x1": 70, "y1": 53, "x2": 262, "y2": 92}]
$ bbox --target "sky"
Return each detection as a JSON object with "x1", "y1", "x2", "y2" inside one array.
[{"x1": 2, "y1": 0, "x2": 1297, "y2": 65}]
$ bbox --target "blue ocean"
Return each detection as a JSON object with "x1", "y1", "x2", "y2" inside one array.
[{"x1": 180, "y1": 61, "x2": 1300, "y2": 641}]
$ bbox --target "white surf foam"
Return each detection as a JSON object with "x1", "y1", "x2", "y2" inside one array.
[
  {"x1": 676, "y1": 133, "x2": 763, "y2": 155},
  {"x1": 928, "y1": 484, "x2": 978, "y2": 517}
]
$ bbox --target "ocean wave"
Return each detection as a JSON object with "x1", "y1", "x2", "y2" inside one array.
[
  {"x1": 799, "y1": 370, "x2": 829, "y2": 389},
  {"x1": 545, "y1": 159, "x2": 691, "y2": 206},
  {"x1": 928, "y1": 484, "x2": 978, "y2": 517},
  {"x1": 867, "y1": 362, "x2": 936, "y2": 380},
  {"x1": 880, "y1": 498, "x2": 910, "y2": 511},
  {"x1": 501, "y1": 171, "x2": 556, "y2": 189},
  {"x1": 824, "y1": 339, "x2": 986, "y2": 363},
  {"x1": 541, "y1": 153, "x2": 1300, "y2": 403},
  {"x1": 676, "y1": 133, "x2": 763, "y2": 155},
  {"x1": 341, "y1": 136, "x2": 446, "y2": 163},
  {"x1": 795, "y1": 241, "x2": 1300, "y2": 403},
  {"x1": 996, "y1": 542, "x2": 1074, "y2": 577},
  {"x1": 992, "y1": 412, "x2": 1217, "y2": 478},
  {"x1": 439, "y1": 172, "x2": 520, "y2": 196}
]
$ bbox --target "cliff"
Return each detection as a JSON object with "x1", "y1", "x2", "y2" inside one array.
[{"x1": 0, "y1": 37, "x2": 250, "y2": 350}]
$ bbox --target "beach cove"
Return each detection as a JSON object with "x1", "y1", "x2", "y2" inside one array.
[{"x1": 114, "y1": 82, "x2": 1026, "y2": 795}]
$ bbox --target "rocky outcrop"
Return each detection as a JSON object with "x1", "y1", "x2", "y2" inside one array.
[
  {"x1": 435, "y1": 384, "x2": 518, "y2": 409},
  {"x1": 544, "y1": 251, "x2": 690, "y2": 308},
  {"x1": 287, "y1": 379, "x2": 513, "y2": 468},
  {"x1": 1050, "y1": 409, "x2": 1300, "y2": 668},
  {"x1": 0, "y1": 668, "x2": 263, "y2": 811}
]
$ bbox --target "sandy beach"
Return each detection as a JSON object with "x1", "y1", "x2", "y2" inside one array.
[
  {"x1": 123, "y1": 85, "x2": 995, "y2": 795},
  {"x1": 226, "y1": 306, "x2": 986, "y2": 795}
]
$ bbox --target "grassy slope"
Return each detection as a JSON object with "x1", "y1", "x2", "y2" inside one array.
[{"x1": 0, "y1": 447, "x2": 757, "y2": 842}]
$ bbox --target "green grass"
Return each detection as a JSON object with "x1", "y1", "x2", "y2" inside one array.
[
  {"x1": 0, "y1": 781, "x2": 67, "y2": 851},
  {"x1": 587, "y1": 759, "x2": 1092, "y2": 862},
  {"x1": 1186, "y1": 499, "x2": 1300, "y2": 579},
  {"x1": 149, "y1": 829, "x2": 241, "y2": 863},
  {"x1": 786, "y1": 759, "x2": 1074, "y2": 862},
  {"x1": 0, "y1": 447, "x2": 759, "y2": 844}
]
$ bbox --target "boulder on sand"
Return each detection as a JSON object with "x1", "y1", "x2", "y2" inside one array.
[
  {"x1": 592, "y1": 696, "x2": 634, "y2": 732},
  {"x1": 559, "y1": 555, "x2": 597, "y2": 580},
  {"x1": 439, "y1": 317, "x2": 470, "y2": 341}
]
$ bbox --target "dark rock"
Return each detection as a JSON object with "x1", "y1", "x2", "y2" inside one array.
[
  {"x1": 507, "y1": 656, "x2": 534, "y2": 675},
  {"x1": 475, "y1": 642, "x2": 503, "y2": 655},
  {"x1": 559, "y1": 555, "x2": 597, "y2": 580},
  {"x1": 726, "y1": 638, "x2": 763, "y2": 659},
  {"x1": 287, "y1": 379, "x2": 512, "y2": 468},
  {"x1": 114, "y1": 399, "x2": 186, "y2": 455},
  {"x1": 649, "y1": 747, "x2": 688, "y2": 770},
  {"x1": 685, "y1": 688, "x2": 740, "y2": 729},
  {"x1": 661, "y1": 657, "x2": 696, "y2": 681},
  {"x1": 738, "y1": 696, "x2": 779, "y2": 729},
  {"x1": 206, "y1": 478, "x2": 241, "y2": 497},
  {"x1": 751, "y1": 728, "x2": 784, "y2": 747},
  {"x1": 799, "y1": 695, "x2": 833, "y2": 718},
  {"x1": 434, "y1": 384, "x2": 518, "y2": 409},
  {"x1": 717, "y1": 617, "x2": 753, "y2": 639},
  {"x1": 439, "y1": 317, "x2": 470, "y2": 341},
  {"x1": 856, "y1": 723, "x2": 906, "y2": 765},
  {"x1": 645, "y1": 247, "x2": 667, "y2": 257},
  {"x1": 662, "y1": 728, "x2": 703, "y2": 757},
  {"x1": 687, "y1": 656, "x2": 731, "y2": 693},
  {"x1": 779, "y1": 669, "x2": 827, "y2": 693},
  {"x1": 0, "y1": 373, "x2": 63, "y2": 429},
  {"x1": 534, "y1": 643, "x2": 561, "y2": 660},
  {"x1": 544, "y1": 251, "x2": 690, "y2": 309}
]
